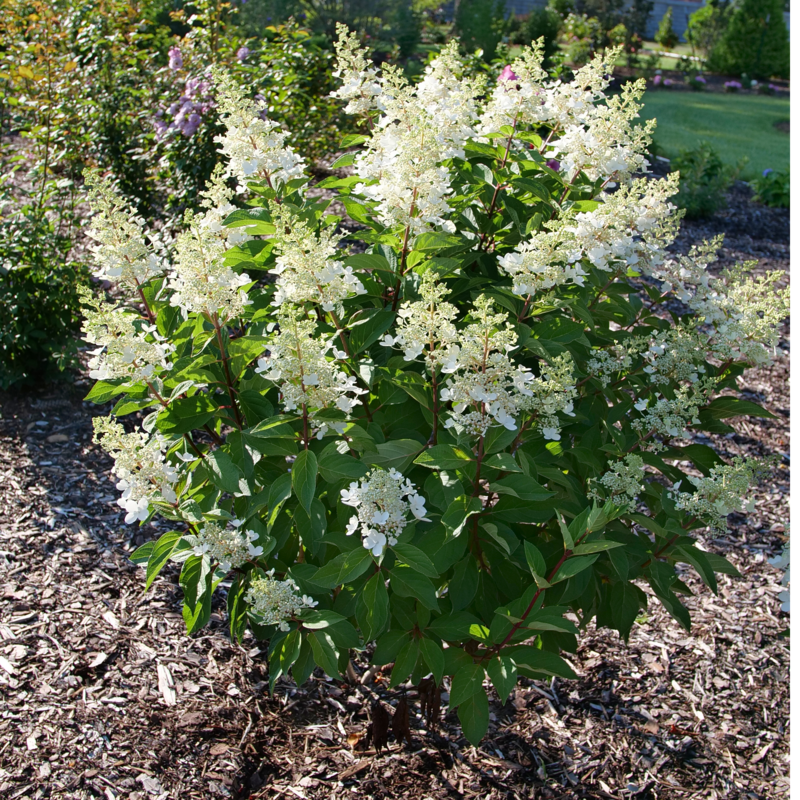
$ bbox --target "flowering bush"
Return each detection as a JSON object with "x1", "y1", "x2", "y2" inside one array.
[
  {"x1": 83, "y1": 31, "x2": 788, "y2": 745},
  {"x1": 724, "y1": 80, "x2": 742, "y2": 92}
]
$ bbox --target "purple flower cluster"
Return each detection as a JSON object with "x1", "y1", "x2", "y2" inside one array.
[
  {"x1": 692, "y1": 75, "x2": 706, "y2": 84},
  {"x1": 724, "y1": 80, "x2": 742, "y2": 92},
  {"x1": 168, "y1": 46, "x2": 183, "y2": 71},
  {"x1": 155, "y1": 75, "x2": 215, "y2": 139},
  {"x1": 237, "y1": 46, "x2": 250, "y2": 62}
]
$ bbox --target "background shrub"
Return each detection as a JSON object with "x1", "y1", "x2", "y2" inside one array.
[
  {"x1": 708, "y1": 0, "x2": 790, "y2": 80},
  {"x1": 751, "y1": 168, "x2": 790, "y2": 208},
  {"x1": 671, "y1": 141, "x2": 744, "y2": 219}
]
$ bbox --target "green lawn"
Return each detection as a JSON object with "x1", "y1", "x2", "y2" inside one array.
[{"x1": 639, "y1": 91, "x2": 790, "y2": 179}]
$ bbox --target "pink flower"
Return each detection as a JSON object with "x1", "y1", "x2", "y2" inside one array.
[
  {"x1": 498, "y1": 65, "x2": 519, "y2": 83},
  {"x1": 168, "y1": 46, "x2": 183, "y2": 71},
  {"x1": 236, "y1": 46, "x2": 250, "y2": 62},
  {"x1": 653, "y1": 75, "x2": 662, "y2": 86},
  {"x1": 546, "y1": 159, "x2": 561, "y2": 171}
]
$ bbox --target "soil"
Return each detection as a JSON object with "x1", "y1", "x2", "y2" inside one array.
[{"x1": 0, "y1": 184, "x2": 789, "y2": 800}]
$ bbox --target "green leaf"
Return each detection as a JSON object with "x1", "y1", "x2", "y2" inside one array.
[
  {"x1": 414, "y1": 231, "x2": 464, "y2": 252},
  {"x1": 509, "y1": 646, "x2": 577, "y2": 679},
  {"x1": 572, "y1": 539, "x2": 625, "y2": 554},
  {"x1": 205, "y1": 449, "x2": 245, "y2": 495},
  {"x1": 390, "y1": 565, "x2": 440, "y2": 611},
  {"x1": 489, "y1": 473, "x2": 552, "y2": 501},
  {"x1": 292, "y1": 450, "x2": 317, "y2": 512},
  {"x1": 292, "y1": 639, "x2": 315, "y2": 686},
  {"x1": 419, "y1": 638, "x2": 445, "y2": 685},
  {"x1": 238, "y1": 390, "x2": 274, "y2": 426},
  {"x1": 484, "y1": 453, "x2": 523, "y2": 473},
  {"x1": 156, "y1": 395, "x2": 218, "y2": 435},
  {"x1": 701, "y1": 396, "x2": 775, "y2": 420},
  {"x1": 426, "y1": 611, "x2": 480, "y2": 641},
  {"x1": 311, "y1": 547, "x2": 373, "y2": 589},
  {"x1": 610, "y1": 581, "x2": 642, "y2": 641},
  {"x1": 442, "y1": 495, "x2": 482, "y2": 538},
  {"x1": 523, "y1": 541, "x2": 550, "y2": 588},
  {"x1": 372, "y1": 629, "x2": 411, "y2": 666},
  {"x1": 703, "y1": 551, "x2": 741, "y2": 577},
  {"x1": 449, "y1": 662, "x2": 485, "y2": 708},
  {"x1": 318, "y1": 449, "x2": 368, "y2": 483},
  {"x1": 551, "y1": 554, "x2": 599, "y2": 583},
  {"x1": 675, "y1": 545, "x2": 718, "y2": 594},
  {"x1": 449, "y1": 555, "x2": 479, "y2": 611},
  {"x1": 340, "y1": 133, "x2": 368, "y2": 148},
  {"x1": 357, "y1": 572, "x2": 390, "y2": 642},
  {"x1": 486, "y1": 656, "x2": 517, "y2": 703},
  {"x1": 227, "y1": 574, "x2": 248, "y2": 642},
  {"x1": 389, "y1": 639, "x2": 420, "y2": 688},
  {"x1": 391, "y1": 543, "x2": 438, "y2": 578},
  {"x1": 348, "y1": 308, "x2": 396, "y2": 354},
  {"x1": 363, "y1": 439, "x2": 423, "y2": 473},
  {"x1": 145, "y1": 531, "x2": 184, "y2": 591},
  {"x1": 300, "y1": 609, "x2": 348, "y2": 630},
  {"x1": 330, "y1": 152, "x2": 355, "y2": 169},
  {"x1": 84, "y1": 379, "x2": 127, "y2": 404},
  {"x1": 414, "y1": 445, "x2": 474, "y2": 471},
  {"x1": 308, "y1": 631, "x2": 341, "y2": 678},
  {"x1": 457, "y1": 689, "x2": 489, "y2": 745},
  {"x1": 269, "y1": 630, "x2": 302, "y2": 693},
  {"x1": 180, "y1": 555, "x2": 212, "y2": 635},
  {"x1": 130, "y1": 541, "x2": 155, "y2": 566}
]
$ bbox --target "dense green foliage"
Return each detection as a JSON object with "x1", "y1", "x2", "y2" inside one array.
[
  {"x1": 671, "y1": 142, "x2": 743, "y2": 219},
  {"x1": 708, "y1": 0, "x2": 789, "y2": 80},
  {"x1": 522, "y1": 8, "x2": 563, "y2": 69},
  {"x1": 751, "y1": 168, "x2": 790, "y2": 209},
  {"x1": 455, "y1": 0, "x2": 508, "y2": 62}
]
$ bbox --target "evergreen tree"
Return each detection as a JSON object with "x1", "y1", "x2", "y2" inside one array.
[
  {"x1": 709, "y1": 0, "x2": 789, "y2": 79},
  {"x1": 654, "y1": 7, "x2": 678, "y2": 50}
]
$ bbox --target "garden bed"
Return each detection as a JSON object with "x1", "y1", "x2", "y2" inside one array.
[{"x1": 0, "y1": 184, "x2": 789, "y2": 799}]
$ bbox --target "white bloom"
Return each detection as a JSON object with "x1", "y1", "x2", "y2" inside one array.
[
  {"x1": 245, "y1": 570, "x2": 317, "y2": 631},
  {"x1": 167, "y1": 167, "x2": 253, "y2": 320},
  {"x1": 80, "y1": 289, "x2": 174, "y2": 383},
  {"x1": 339, "y1": 469, "x2": 427, "y2": 556},
  {"x1": 255, "y1": 307, "x2": 365, "y2": 434},
  {"x1": 268, "y1": 203, "x2": 365, "y2": 310},
  {"x1": 213, "y1": 69, "x2": 306, "y2": 190},
  {"x1": 84, "y1": 170, "x2": 163, "y2": 286},
  {"x1": 93, "y1": 417, "x2": 179, "y2": 523}
]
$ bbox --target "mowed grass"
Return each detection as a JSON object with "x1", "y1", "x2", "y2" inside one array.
[{"x1": 639, "y1": 91, "x2": 790, "y2": 179}]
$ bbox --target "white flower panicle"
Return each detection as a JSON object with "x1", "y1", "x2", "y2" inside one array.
[
  {"x1": 439, "y1": 296, "x2": 576, "y2": 438},
  {"x1": 268, "y1": 204, "x2": 365, "y2": 311},
  {"x1": 81, "y1": 289, "x2": 174, "y2": 383},
  {"x1": 497, "y1": 228, "x2": 586, "y2": 297},
  {"x1": 499, "y1": 175, "x2": 681, "y2": 298},
  {"x1": 340, "y1": 42, "x2": 481, "y2": 233},
  {"x1": 631, "y1": 380, "x2": 716, "y2": 447},
  {"x1": 671, "y1": 457, "x2": 766, "y2": 531},
  {"x1": 245, "y1": 570, "x2": 317, "y2": 631},
  {"x1": 84, "y1": 170, "x2": 162, "y2": 286},
  {"x1": 382, "y1": 271, "x2": 460, "y2": 369},
  {"x1": 331, "y1": 24, "x2": 382, "y2": 115},
  {"x1": 213, "y1": 69, "x2": 306, "y2": 190},
  {"x1": 553, "y1": 79, "x2": 655, "y2": 181},
  {"x1": 588, "y1": 323, "x2": 709, "y2": 389},
  {"x1": 648, "y1": 240, "x2": 790, "y2": 367},
  {"x1": 167, "y1": 168, "x2": 253, "y2": 319},
  {"x1": 255, "y1": 307, "x2": 365, "y2": 434},
  {"x1": 592, "y1": 454, "x2": 646, "y2": 501},
  {"x1": 341, "y1": 469, "x2": 428, "y2": 556},
  {"x1": 478, "y1": 43, "x2": 549, "y2": 135},
  {"x1": 191, "y1": 519, "x2": 263, "y2": 573},
  {"x1": 92, "y1": 416, "x2": 178, "y2": 524}
]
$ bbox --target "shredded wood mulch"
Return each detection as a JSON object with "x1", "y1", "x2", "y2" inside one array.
[{"x1": 0, "y1": 183, "x2": 789, "y2": 800}]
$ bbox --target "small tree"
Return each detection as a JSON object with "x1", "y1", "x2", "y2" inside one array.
[
  {"x1": 654, "y1": 7, "x2": 679, "y2": 51},
  {"x1": 708, "y1": 0, "x2": 789, "y2": 80},
  {"x1": 455, "y1": 0, "x2": 508, "y2": 62},
  {"x1": 686, "y1": 1, "x2": 731, "y2": 63},
  {"x1": 523, "y1": 8, "x2": 563, "y2": 69}
]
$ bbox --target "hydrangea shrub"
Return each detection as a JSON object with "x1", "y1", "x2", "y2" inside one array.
[{"x1": 83, "y1": 30, "x2": 789, "y2": 745}]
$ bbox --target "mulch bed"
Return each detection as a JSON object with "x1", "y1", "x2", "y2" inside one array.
[{"x1": 0, "y1": 183, "x2": 789, "y2": 800}]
